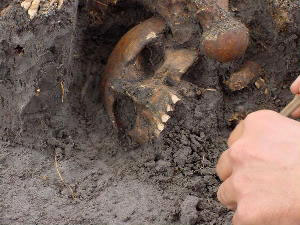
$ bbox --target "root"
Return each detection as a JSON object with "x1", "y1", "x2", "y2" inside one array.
[{"x1": 54, "y1": 153, "x2": 76, "y2": 199}]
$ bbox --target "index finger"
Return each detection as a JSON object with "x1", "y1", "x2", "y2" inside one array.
[
  {"x1": 216, "y1": 149, "x2": 232, "y2": 181},
  {"x1": 290, "y1": 75, "x2": 300, "y2": 95}
]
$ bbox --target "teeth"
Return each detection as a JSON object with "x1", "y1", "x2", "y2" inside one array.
[
  {"x1": 167, "y1": 104, "x2": 174, "y2": 112},
  {"x1": 161, "y1": 114, "x2": 170, "y2": 123},
  {"x1": 171, "y1": 94, "x2": 180, "y2": 104},
  {"x1": 157, "y1": 123, "x2": 165, "y2": 131}
]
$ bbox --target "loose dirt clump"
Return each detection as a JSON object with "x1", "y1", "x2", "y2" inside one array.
[{"x1": 0, "y1": 0, "x2": 299, "y2": 225}]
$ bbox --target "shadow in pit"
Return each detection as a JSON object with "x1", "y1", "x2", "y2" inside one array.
[
  {"x1": 68, "y1": 0, "x2": 154, "y2": 146},
  {"x1": 74, "y1": 0, "x2": 153, "y2": 105}
]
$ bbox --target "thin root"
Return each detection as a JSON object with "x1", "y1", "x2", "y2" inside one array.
[
  {"x1": 60, "y1": 81, "x2": 64, "y2": 103},
  {"x1": 54, "y1": 154, "x2": 76, "y2": 199}
]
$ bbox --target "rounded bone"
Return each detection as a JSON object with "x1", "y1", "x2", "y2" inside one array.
[
  {"x1": 194, "y1": 0, "x2": 249, "y2": 62},
  {"x1": 154, "y1": 49, "x2": 198, "y2": 82}
]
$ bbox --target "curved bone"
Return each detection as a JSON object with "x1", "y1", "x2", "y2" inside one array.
[{"x1": 103, "y1": 17, "x2": 167, "y2": 82}]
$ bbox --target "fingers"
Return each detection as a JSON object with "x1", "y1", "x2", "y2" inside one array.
[
  {"x1": 216, "y1": 150, "x2": 232, "y2": 181},
  {"x1": 217, "y1": 120, "x2": 245, "y2": 181},
  {"x1": 228, "y1": 120, "x2": 244, "y2": 147},
  {"x1": 290, "y1": 75, "x2": 300, "y2": 95},
  {"x1": 217, "y1": 177, "x2": 237, "y2": 210},
  {"x1": 290, "y1": 76, "x2": 300, "y2": 118},
  {"x1": 291, "y1": 106, "x2": 300, "y2": 118}
]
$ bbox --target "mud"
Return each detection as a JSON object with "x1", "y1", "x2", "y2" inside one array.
[{"x1": 0, "y1": 0, "x2": 299, "y2": 224}]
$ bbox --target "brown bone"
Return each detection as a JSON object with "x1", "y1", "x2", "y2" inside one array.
[
  {"x1": 225, "y1": 61, "x2": 262, "y2": 91},
  {"x1": 101, "y1": 17, "x2": 197, "y2": 144},
  {"x1": 194, "y1": 0, "x2": 249, "y2": 62}
]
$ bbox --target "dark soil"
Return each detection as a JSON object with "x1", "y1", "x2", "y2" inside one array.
[{"x1": 1, "y1": 0, "x2": 299, "y2": 224}]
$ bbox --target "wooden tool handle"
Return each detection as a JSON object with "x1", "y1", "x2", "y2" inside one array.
[{"x1": 280, "y1": 95, "x2": 300, "y2": 117}]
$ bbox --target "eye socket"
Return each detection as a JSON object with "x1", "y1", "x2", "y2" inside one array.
[{"x1": 139, "y1": 43, "x2": 165, "y2": 78}]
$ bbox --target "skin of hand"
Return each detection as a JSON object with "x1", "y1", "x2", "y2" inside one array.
[
  {"x1": 216, "y1": 110, "x2": 300, "y2": 225},
  {"x1": 290, "y1": 76, "x2": 300, "y2": 118}
]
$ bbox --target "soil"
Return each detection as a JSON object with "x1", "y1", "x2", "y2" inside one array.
[{"x1": 0, "y1": 0, "x2": 299, "y2": 224}]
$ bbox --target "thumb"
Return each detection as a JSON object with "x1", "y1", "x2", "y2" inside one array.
[{"x1": 290, "y1": 75, "x2": 300, "y2": 95}]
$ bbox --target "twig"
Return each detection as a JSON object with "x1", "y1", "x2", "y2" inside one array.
[
  {"x1": 54, "y1": 154, "x2": 76, "y2": 199},
  {"x1": 280, "y1": 95, "x2": 300, "y2": 117},
  {"x1": 60, "y1": 81, "x2": 64, "y2": 103},
  {"x1": 95, "y1": 0, "x2": 108, "y2": 7}
]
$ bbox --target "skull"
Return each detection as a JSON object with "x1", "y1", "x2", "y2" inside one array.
[
  {"x1": 101, "y1": 0, "x2": 250, "y2": 144},
  {"x1": 101, "y1": 17, "x2": 197, "y2": 144}
]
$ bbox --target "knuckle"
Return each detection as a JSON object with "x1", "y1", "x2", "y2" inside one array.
[{"x1": 231, "y1": 172, "x2": 248, "y2": 194}]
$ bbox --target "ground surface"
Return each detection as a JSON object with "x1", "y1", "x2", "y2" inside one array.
[{"x1": 0, "y1": 0, "x2": 299, "y2": 224}]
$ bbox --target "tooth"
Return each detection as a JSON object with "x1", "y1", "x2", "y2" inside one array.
[
  {"x1": 171, "y1": 94, "x2": 180, "y2": 104},
  {"x1": 167, "y1": 105, "x2": 173, "y2": 112},
  {"x1": 161, "y1": 114, "x2": 170, "y2": 123},
  {"x1": 154, "y1": 130, "x2": 161, "y2": 137},
  {"x1": 157, "y1": 123, "x2": 165, "y2": 131}
]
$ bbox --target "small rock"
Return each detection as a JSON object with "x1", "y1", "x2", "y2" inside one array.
[
  {"x1": 174, "y1": 146, "x2": 192, "y2": 166},
  {"x1": 155, "y1": 160, "x2": 171, "y2": 172},
  {"x1": 264, "y1": 88, "x2": 270, "y2": 95},
  {"x1": 180, "y1": 195, "x2": 200, "y2": 225},
  {"x1": 254, "y1": 77, "x2": 265, "y2": 89}
]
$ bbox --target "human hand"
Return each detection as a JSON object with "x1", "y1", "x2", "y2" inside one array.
[
  {"x1": 290, "y1": 76, "x2": 300, "y2": 118},
  {"x1": 216, "y1": 110, "x2": 300, "y2": 225}
]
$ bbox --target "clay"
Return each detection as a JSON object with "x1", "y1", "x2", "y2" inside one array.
[{"x1": 180, "y1": 195, "x2": 201, "y2": 225}]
